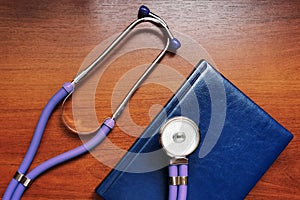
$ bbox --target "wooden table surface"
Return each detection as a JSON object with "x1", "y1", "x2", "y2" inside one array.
[{"x1": 1, "y1": 1, "x2": 299, "y2": 199}]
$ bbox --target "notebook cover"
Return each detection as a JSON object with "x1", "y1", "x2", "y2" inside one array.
[{"x1": 95, "y1": 60, "x2": 293, "y2": 200}]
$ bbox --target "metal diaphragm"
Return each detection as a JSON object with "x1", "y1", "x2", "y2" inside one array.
[{"x1": 159, "y1": 116, "x2": 200, "y2": 158}]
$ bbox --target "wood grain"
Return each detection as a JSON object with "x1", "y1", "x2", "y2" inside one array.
[{"x1": 0, "y1": 0, "x2": 299, "y2": 199}]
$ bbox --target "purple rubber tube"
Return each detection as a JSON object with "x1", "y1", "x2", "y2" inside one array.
[
  {"x1": 178, "y1": 164, "x2": 188, "y2": 200},
  {"x1": 11, "y1": 118, "x2": 115, "y2": 199},
  {"x1": 3, "y1": 83, "x2": 73, "y2": 200},
  {"x1": 169, "y1": 165, "x2": 178, "y2": 200},
  {"x1": 2, "y1": 179, "x2": 19, "y2": 200},
  {"x1": 18, "y1": 86, "x2": 71, "y2": 173}
]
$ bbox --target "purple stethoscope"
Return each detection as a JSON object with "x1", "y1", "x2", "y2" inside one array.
[{"x1": 3, "y1": 5, "x2": 199, "y2": 200}]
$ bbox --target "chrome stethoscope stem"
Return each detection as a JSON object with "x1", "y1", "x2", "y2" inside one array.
[
  {"x1": 70, "y1": 9, "x2": 180, "y2": 122},
  {"x1": 111, "y1": 38, "x2": 170, "y2": 120},
  {"x1": 61, "y1": 5, "x2": 181, "y2": 134},
  {"x1": 72, "y1": 17, "x2": 174, "y2": 85}
]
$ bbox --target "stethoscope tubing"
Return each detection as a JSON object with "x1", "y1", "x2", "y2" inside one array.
[
  {"x1": 3, "y1": 85, "x2": 71, "y2": 200},
  {"x1": 178, "y1": 165, "x2": 188, "y2": 200},
  {"x1": 169, "y1": 164, "x2": 188, "y2": 200},
  {"x1": 12, "y1": 117, "x2": 114, "y2": 199},
  {"x1": 3, "y1": 83, "x2": 115, "y2": 199},
  {"x1": 169, "y1": 165, "x2": 178, "y2": 200}
]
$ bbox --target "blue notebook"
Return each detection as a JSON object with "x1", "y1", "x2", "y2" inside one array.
[{"x1": 95, "y1": 60, "x2": 293, "y2": 200}]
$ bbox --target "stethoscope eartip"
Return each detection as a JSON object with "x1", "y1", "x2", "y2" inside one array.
[
  {"x1": 169, "y1": 38, "x2": 181, "y2": 51},
  {"x1": 138, "y1": 5, "x2": 150, "y2": 18}
]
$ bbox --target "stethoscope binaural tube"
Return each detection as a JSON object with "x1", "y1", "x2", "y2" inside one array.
[
  {"x1": 62, "y1": 6, "x2": 181, "y2": 133},
  {"x1": 3, "y1": 5, "x2": 180, "y2": 200}
]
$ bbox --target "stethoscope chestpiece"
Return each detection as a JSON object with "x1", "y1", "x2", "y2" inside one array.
[{"x1": 159, "y1": 116, "x2": 200, "y2": 158}]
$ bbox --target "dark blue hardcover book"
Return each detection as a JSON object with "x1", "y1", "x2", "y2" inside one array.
[{"x1": 95, "y1": 60, "x2": 293, "y2": 200}]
